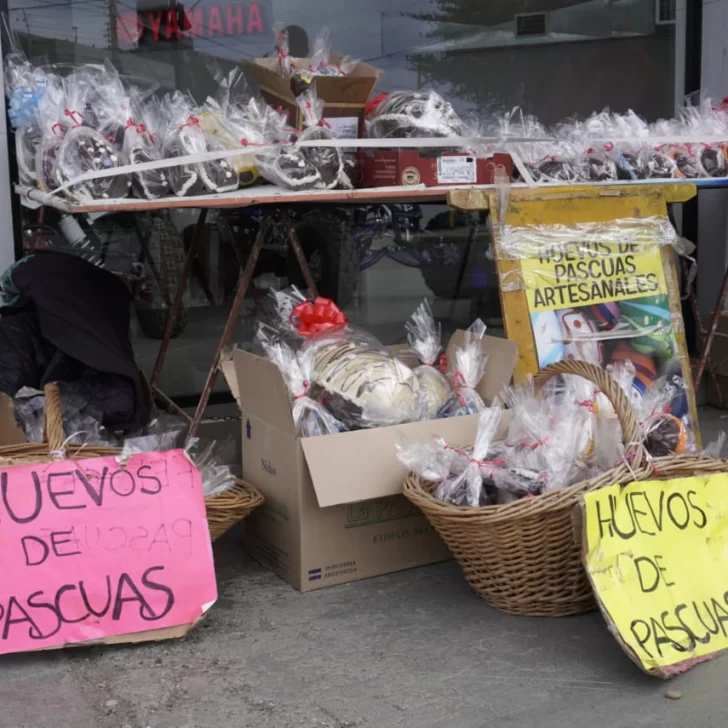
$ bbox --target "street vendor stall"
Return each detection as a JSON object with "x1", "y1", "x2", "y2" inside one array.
[{"x1": 14, "y1": 177, "x2": 721, "y2": 442}]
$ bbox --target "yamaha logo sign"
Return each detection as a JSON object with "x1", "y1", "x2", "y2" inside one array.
[{"x1": 117, "y1": 2, "x2": 271, "y2": 45}]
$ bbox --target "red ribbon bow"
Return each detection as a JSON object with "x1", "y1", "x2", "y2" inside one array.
[
  {"x1": 291, "y1": 297, "x2": 349, "y2": 337},
  {"x1": 126, "y1": 119, "x2": 156, "y2": 143},
  {"x1": 365, "y1": 92, "x2": 389, "y2": 118}
]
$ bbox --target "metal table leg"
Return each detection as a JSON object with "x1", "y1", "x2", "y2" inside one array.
[
  {"x1": 149, "y1": 208, "x2": 208, "y2": 388},
  {"x1": 187, "y1": 214, "x2": 271, "y2": 441},
  {"x1": 286, "y1": 211, "x2": 320, "y2": 297},
  {"x1": 690, "y1": 287, "x2": 723, "y2": 407},
  {"x1": 152, "y1": 385, "x2": 193, "y2": 425},
  {"x1": 693, "y1": 262, "x2": 728, "y2": 393}
]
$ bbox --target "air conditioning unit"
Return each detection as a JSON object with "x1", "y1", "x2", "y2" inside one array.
[
  {"x1": 656, "y1": 0, "x2": 676, "y2": 25},
  {"x1": 515, "y1": 12, "x2": 547, "y2": 37}
]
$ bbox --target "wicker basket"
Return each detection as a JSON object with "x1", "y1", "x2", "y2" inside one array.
[
  {"x1": 0, "y1": 383, "x2": 263, "y2": 543},
  {"x1": 403, "y1": 359, "x2": 719, "y2": 617}
]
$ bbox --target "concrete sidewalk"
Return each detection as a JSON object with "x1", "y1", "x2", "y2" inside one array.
[
  {"x1": 1, "y1": 548, "x2": 725, "y2": 728},
  {"x1": 1, "y1": 409, "x2": 727, "y2": 728}
]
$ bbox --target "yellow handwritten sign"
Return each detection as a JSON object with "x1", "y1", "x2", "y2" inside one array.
[
  {"x1": 583, "y1": 474, "x2": 728, "y2": 675},
  {"x1": 521, "y1": 242, "x2": 667, "y2": 312}
]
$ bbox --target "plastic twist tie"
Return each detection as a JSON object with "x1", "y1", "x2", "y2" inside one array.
[
  {"x1": 294, "y1": 380, "x2": 310, "y2": 400},
  {"x1": 63, "y1": 108, "x2": 83, "y2": 127}
]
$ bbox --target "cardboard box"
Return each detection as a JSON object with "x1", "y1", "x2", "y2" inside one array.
[
  {"x1": 246, "y1": 55, "x2": 381, "y2": 139},
  {"x1": 222, "y1": 333, "x2": 517, "y2": 591},
  {"x1": 356, "y1": 150, "x2": 513, "y2": 188}
]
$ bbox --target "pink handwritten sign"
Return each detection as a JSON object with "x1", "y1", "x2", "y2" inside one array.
[{"x1": 0, "y1": 449, "x2": 217, "y2": 655}]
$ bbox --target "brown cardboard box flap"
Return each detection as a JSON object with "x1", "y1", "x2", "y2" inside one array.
[
  {"x1": 300, "y1": 412, "x2": 512, "y2": 508},
  {"x1": 445, "y1": 332, "x2": 518, "y2": 405},
  {"x1": 246, "y1": 55, "x2": 381, "y2": 105},
  {"x1": 223, "y1": 349, "x2": 296, "y2": 434}
]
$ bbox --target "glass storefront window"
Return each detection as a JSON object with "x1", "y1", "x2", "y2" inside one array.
[{"x1": 5, "y1": 0, "x2": 678, "y2": 399}]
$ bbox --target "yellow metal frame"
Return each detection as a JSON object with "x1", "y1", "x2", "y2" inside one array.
[{"x1": 447, "y1": 183, "x2": 701, "y2": 446}]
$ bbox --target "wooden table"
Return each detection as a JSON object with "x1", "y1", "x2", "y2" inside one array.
[{"x1": 17, "y1": 177, "x2": 727, "y2": 437}]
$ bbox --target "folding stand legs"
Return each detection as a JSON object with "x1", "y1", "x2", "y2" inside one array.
[
  {"x1": 187, "y1": 215, "x2": 271, "y2": 440},
  {"x1": 693, "y1": 263, "x2": 728, "y2": 403},
  {"x1": 146, "y1": 206, "x2": 321, "y2": 440},
  {"x1": 149, "y1": 208, "x2": 208, "y2": 388}
]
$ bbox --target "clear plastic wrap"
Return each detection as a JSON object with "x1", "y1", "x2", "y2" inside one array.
[
  {"x1": 119, "y1": 429, "x2": 237, "y2": 497},
  {"x1": 530, "y1": 149, "x2": 582, "y2": 183},
  {"x1": 499, "y1": 109, "x2": 567, "y2": 183},
  {"x1": 498, "y1": 103, "x2": 728, "y2": 183},
  {"x1": 124, "y1": 92, "x2": 170, "y2": 199},
  {"x1": 397, "y1": 403, "x2": 507, "y2": 507},
  {"x1": 262, "y1": 287, "x2": 422, "y2": 429},
  {"x1": 13, "y1": 386, "x2": 48, "y2": 443},
  {"x1": 703, "y1": 431, "x2": 727, "y2": 459},
  {"x1": 162, "y1": 91, "x2": 238, "y2": 196},
  {"x1": 405, "y1": 300, "x2": 451, "y2": 419},
  {"x1": 592, "y1": 361, "x2": 636, "y2": 470},
  {"x1": 580, "y1": 146, "x2": 618, "y2": 182},
  {"x1": 637, "y1": 378, "x2": 691, "y2": 458},
  {"x1": 303, "y1": 327, "x2": 423, "y2": 428},
  {"x1": 256, "y1": 88, "x2": 351, "y2": 190},
  {"x1": 396, "y1": 433, "x2": 464, "y2": 483},
  {"x1": 14, "y1": 386, "x2": 109, "y2": 446},
  {"x1": 186, "y1": 436, "x2": 237, "y2": 497},
  {"x1": 438, "y1": 319, "x2": 488, "y2": 418},
  {"x1": 53, "y1": 66, "x2": 132, "y2": 202},
  {"x1": 32, "y1": 66, "x2": 71, "y2": 192},
  {"x1": 286, "y1": 27, "x2": 358, "y2": 97},
  {"x1": 497, "y1": 216, "x2": 683, "y2": 357},
  {"x1": 605, "y1": 110, "x2": 651, "y2": 180},
  {"x1": 366, "y1": 90, "x2": 465, "y2": 140},
  {"x1": 197, "y1": 69, "x2": 286, "y2": 187},
  {"x1": 119, "y1": 413, "x2": 186, "y2": 454},
  {"x1": 663, "y1": 143, "x2": 701, "y2": 179},
  {"x1": 275, "y1": 25, "x2": 292, "y2": 77},
  {"x1": 500, "y1": 378, "x2": 591, "y2": 497},
  {"x1": 602, "y1": 360, "x2": 692, "y2": 459},
  {"x1": 436, "y1": 403, "x2": 505, "y2": 506},
  {"x1": 256, "y1": 324, "x2": 345, "y2": 436},
  {"x1": 4, "y1": 54, "x2": 54, "y2": 186},
  {"x1": 679, "y1": 102, "x2": 728, "y2": 177}
]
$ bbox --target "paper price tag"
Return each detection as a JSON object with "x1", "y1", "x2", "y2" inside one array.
[{"x1": 437, "y1": 155, "x2": 477, "y2": 184}]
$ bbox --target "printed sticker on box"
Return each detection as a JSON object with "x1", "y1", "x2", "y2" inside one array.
[
  {"x1": 324, "y1": 117, "x2": 359, "y2": 140},
  {"x1": 437, "y1": 155, "x2": 477, "y2": 184}
]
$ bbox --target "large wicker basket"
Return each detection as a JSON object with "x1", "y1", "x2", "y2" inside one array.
[
  {"x1": 404, "y1": 359, "x2": 726, "y2": 617},
  {"x1": 0, "y1": 384, "x2": 262, "y2": 542}
]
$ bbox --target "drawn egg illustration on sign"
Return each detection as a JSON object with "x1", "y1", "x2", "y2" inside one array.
[
  {"x1": 620, "y1": 295, "x2": 674, "y2": 359},
  {"x1": 587, "y1": 302, "x2": 620, "y2": 330},
  {"x1": 610, "y1": 342, "x2": 657, "y2": 402},
  {"x1": 556, "y1": 308, "x2": 603, "y2": 366},
  {"x1": 531, "y1": 310, "x2": 565, "y2": 367}
]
